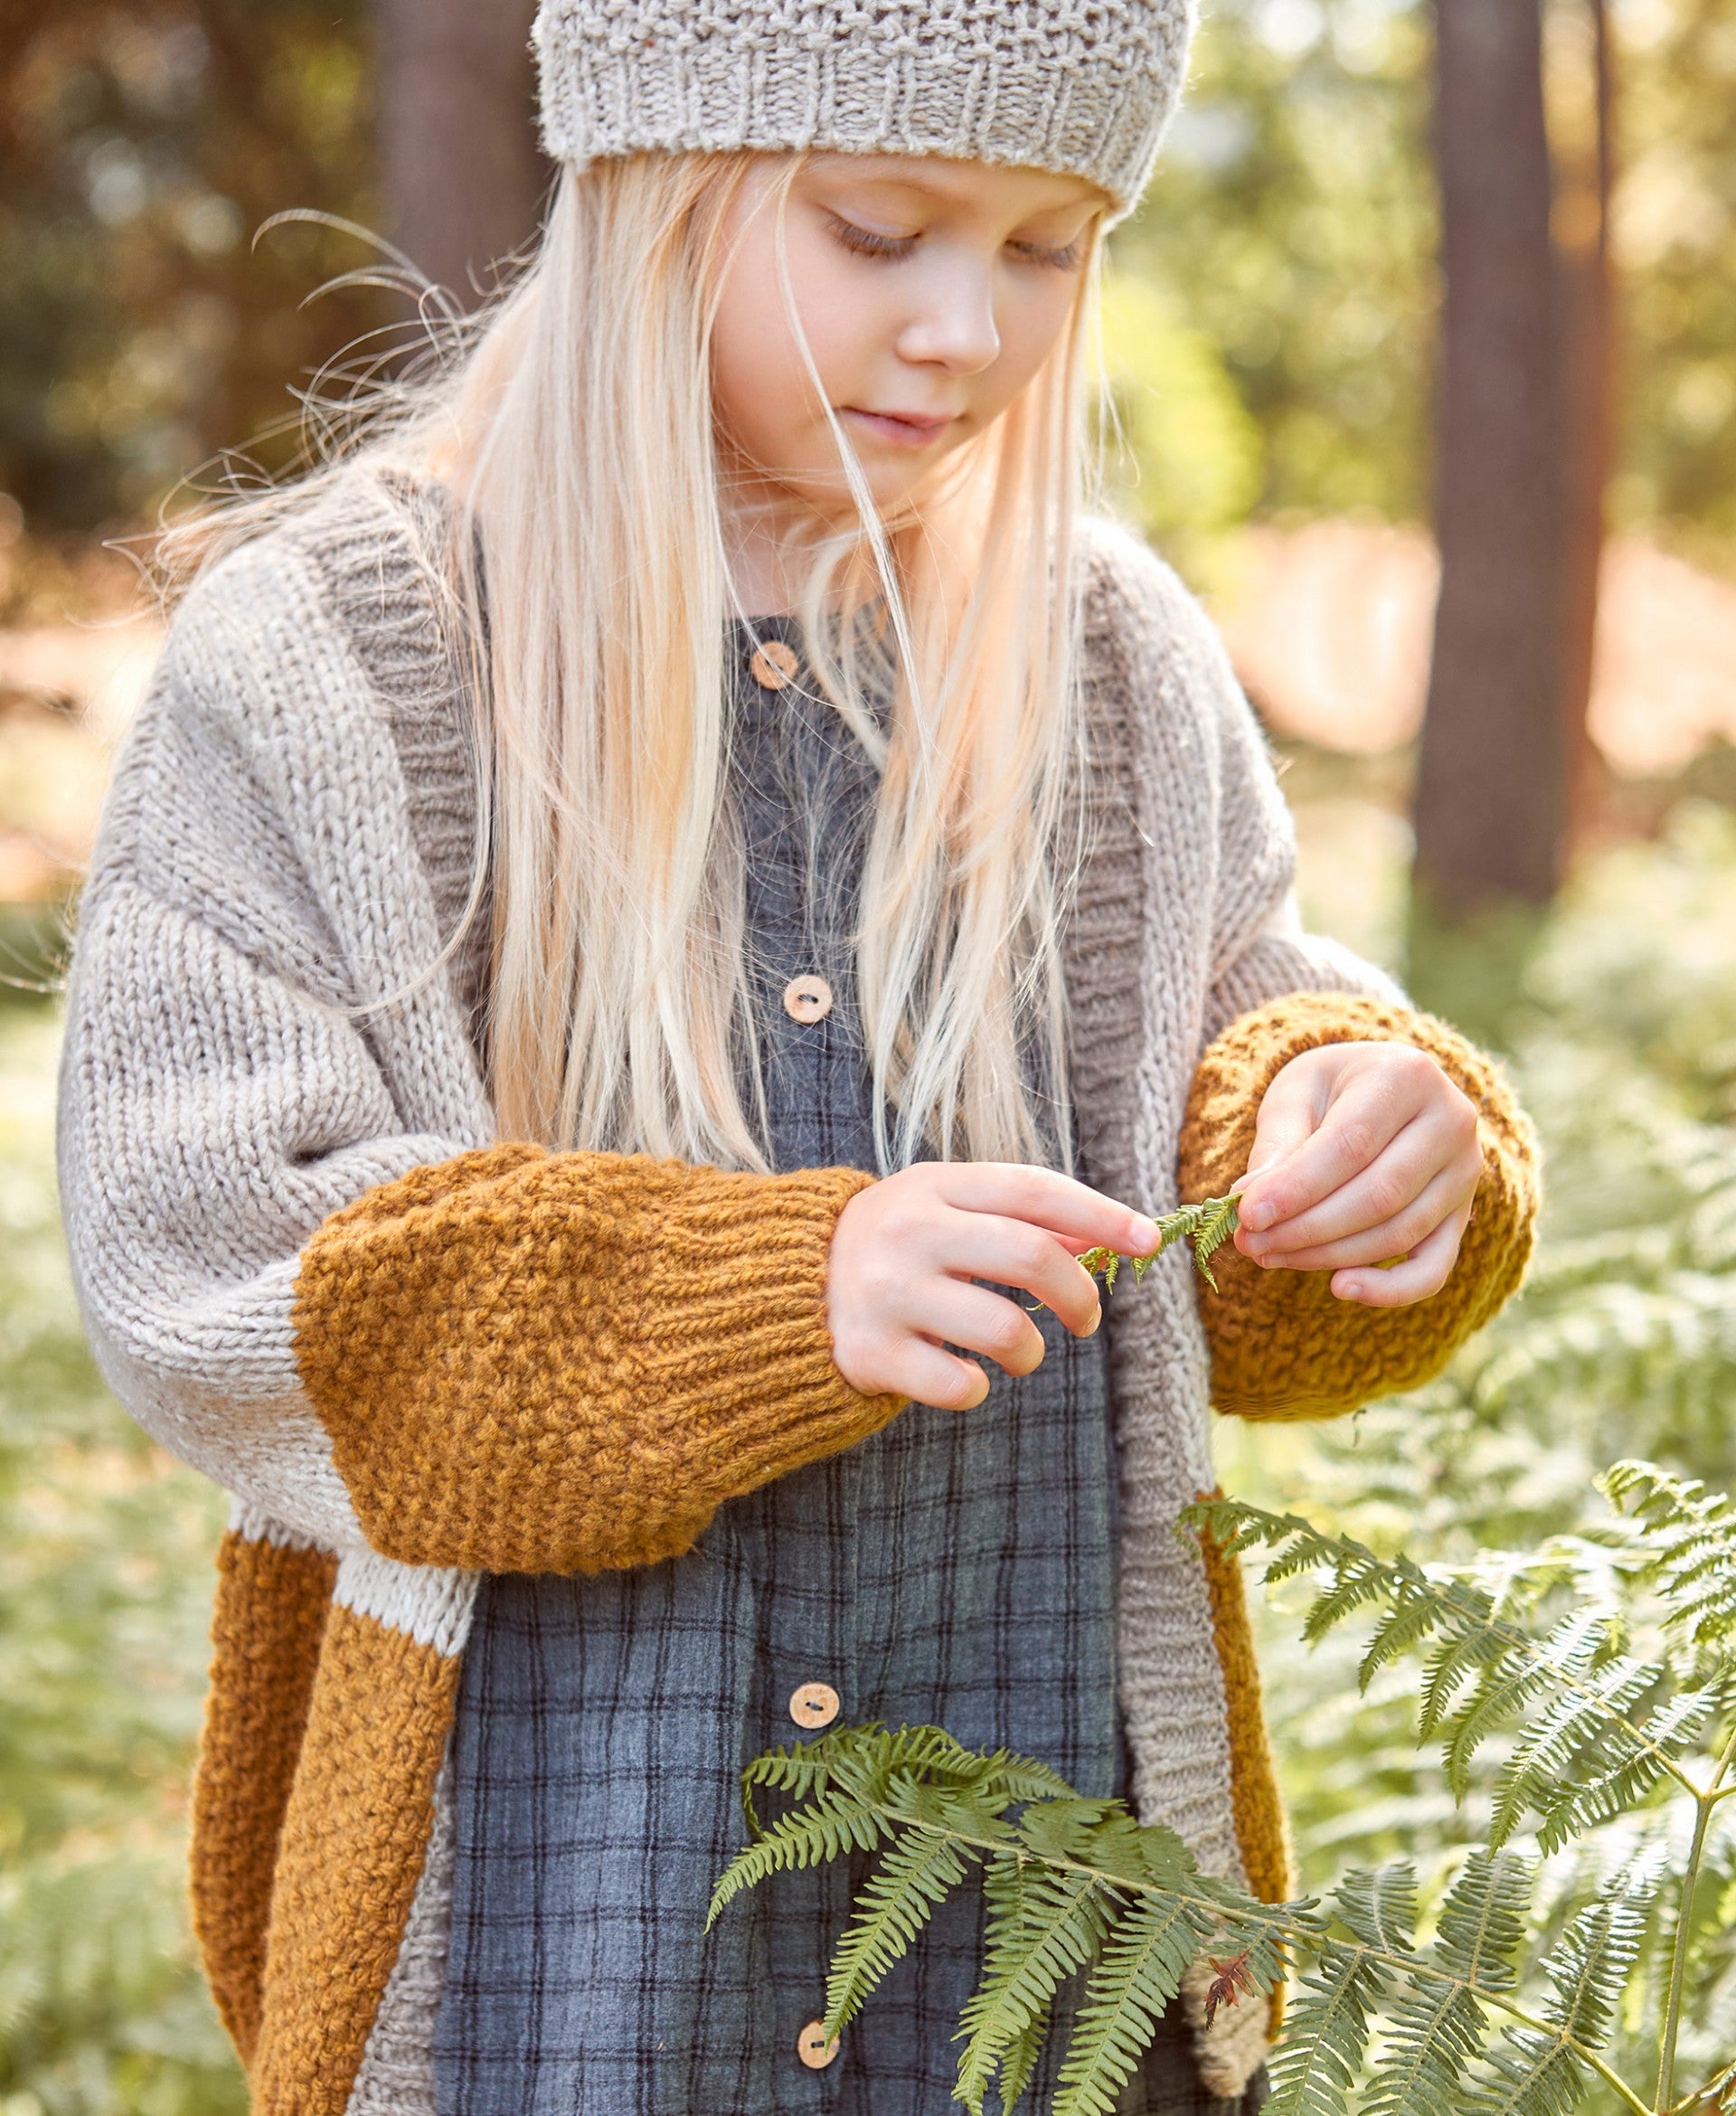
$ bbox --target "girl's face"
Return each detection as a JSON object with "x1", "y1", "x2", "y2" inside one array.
[{"x1": 712, "y1": 153, "x2": 1102, "y2": 534}]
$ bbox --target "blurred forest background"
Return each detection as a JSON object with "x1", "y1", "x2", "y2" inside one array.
[{"x1": 1, "y1": 1, "x2": 1735, "y2": 2109}]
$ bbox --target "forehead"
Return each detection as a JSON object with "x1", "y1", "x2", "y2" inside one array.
[{"x1": 799, "y1": 152, "x2": 1105, "y2": 220}]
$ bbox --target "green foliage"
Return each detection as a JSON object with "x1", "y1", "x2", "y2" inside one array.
[
  {"x1": 710, "y1": 1723, "x2": 1294, "y2": 2116},
  {"x1": 1095, "y1": 269, "x2": 1264, "y2": 582},
  {"x1": 0, "y1": 2, "x2": 376, "y2": 538},
  {"x1": 1078, "y1": 1192, "x2": 1241, "y2": 1295},
  {"x1": 1223, "y1": 806, "x2": 1736, "y2": 1911},
  {"x1": 0, "y1": 1009, "x2": 241, "y2": 2115},
  {"x1": 722, "y1": 1462, "x2": 1736, "y2": 2115}
]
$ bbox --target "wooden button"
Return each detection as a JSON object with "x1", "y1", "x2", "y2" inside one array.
[
  {"x1": 789, "y1": 1680, "x2": 841, "y2": 1730},
  {"x1": 750, "y1": 638, "x2": 799, "y2": 689},
  {"x1": 797, "y1": 2020, "x2": 840, "y2": 2070},
  {"x1": 783, "y1": 974, "x2": 833, "y2": 1024}
]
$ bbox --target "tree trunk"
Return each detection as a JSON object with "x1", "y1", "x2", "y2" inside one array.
[
  {"x1": 374, "y1": 0, "x2": 549, "y2": 310},
  {"x1": 1558, "y1": 0, "x2": 1616, "y2": 842},
  {"x1": 1413, "y1": 0, "x2": 1569, "y2": 915}
]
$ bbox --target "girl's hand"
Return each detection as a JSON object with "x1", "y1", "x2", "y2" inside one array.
[
  {"x1": 1231, "y1": 1041, "x2": 1483, "y2": 1307},
  {"x1": 827, "y1": 1165, "x2": 1158, "y2": 1412}
]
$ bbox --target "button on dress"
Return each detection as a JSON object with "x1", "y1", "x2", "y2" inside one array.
[{"x1": 431, "y1": 621, "x2": 1265, "y2": 2116}]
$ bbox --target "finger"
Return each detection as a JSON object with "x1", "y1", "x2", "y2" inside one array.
[
  {"x1": 921, "y1": 1281, "x2": 1050, "y2": 1378},
  {"x1": 1329, "y1": 1206, "x2": 1470, "y2": 1308},
  {"x1": 939, "y1": 1215, "x2": 1102, "y2": 1336},
  {"x1": 935, "y1": 1163, "x2": 1159, "y2": 1258},
  {"x1": 1237, "y1": 1053, "x2": 1329, "y2": 1190},
  {"x1": 884, "y1": 1340, "x2": 994, "y2": 1412},
  {"x1": 1239, "y1": 1114, "x2": 1475, "y2": 1259},
  {"x1": 1235, "y1": 1072, "x2": 1423, "y2": 1233},
  {"x1": 1244, "y1": 1162, "x2": 1474, "y2": 1273}
]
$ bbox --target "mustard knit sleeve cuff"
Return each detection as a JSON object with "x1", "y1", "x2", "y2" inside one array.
[
  {"x1": 292, "y1": 1145, "x2": 901, "y2": 1573},
  {"x1": 1178, "y1": 992, "x2": 1540, "y2": 1420}
]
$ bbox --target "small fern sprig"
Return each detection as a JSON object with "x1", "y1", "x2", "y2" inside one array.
[{"x1": 1079, "y1": 1192, "x2": 1241, "y2": 1295}]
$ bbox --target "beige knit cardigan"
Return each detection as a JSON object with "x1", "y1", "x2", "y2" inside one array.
[{"x1": 56, "y1": 467, "x2": 1538, "y2": 2113}]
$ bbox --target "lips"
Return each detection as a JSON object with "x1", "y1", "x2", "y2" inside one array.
[{"x1": 842, "y1": 407, "x2": 958, "y2": 447}]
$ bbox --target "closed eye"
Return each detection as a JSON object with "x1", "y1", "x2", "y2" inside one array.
[
  {"x1": 829, "y1": 214, "x2": 919, "y2": 261},
  {"x1": 1010, "y1": 238, "x2": 1085, "y2": 271}
]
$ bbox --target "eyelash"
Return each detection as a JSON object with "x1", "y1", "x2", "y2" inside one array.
[{"x1": 828, "y1": 216, "x2": 1084, "y2": 272}]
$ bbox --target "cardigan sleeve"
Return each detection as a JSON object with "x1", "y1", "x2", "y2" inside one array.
[
  {"x1": 1085, "y1": 521, "x2": 1540, "y2": 1417},
  {"x1": 1178, "y1": 992, "x2": 1539, "y2": 1418},
  {"x1": 288, "y1": 1144, "x2": 899, "y2": 1571},
  {"x1": 57, "y1": 535, "x2": 900, "y2": 1575}
]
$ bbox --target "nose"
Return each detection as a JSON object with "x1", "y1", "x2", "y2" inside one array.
[{"x1": 895, "y1": 262, "x2": 1001, "y2": 376}]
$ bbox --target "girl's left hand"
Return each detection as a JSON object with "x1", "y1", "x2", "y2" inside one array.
[{"x1": 1231, "y1": 1041, "x2": 1483, "y2": 1307}]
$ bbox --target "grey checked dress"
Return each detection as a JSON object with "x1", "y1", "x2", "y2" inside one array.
[{"x1": 430, "y1": 622, "x2": 1268, "y2": 2116}]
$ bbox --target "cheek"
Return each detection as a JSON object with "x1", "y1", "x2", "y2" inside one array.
[
  {"x1": 711, "y1": 231, "x2": 869, "y2": 476},
  {"x1": 712, "y1": 278, "x2": 810, "y2": 471},
  {"x1": 978, "y1": 279, "x2": 1080, "y2": 418}
]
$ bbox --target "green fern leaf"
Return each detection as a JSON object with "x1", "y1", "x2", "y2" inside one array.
[
  {"x1": 823, "y1": 1824, "x2": 978, "y2": 2035},
  {"x1": 1360, "y1": 1856, "x2": 1532, "y2": 2116},
  {"x1": 1267, "y1": 1938, "x2": 1387, "y2": 2116},
  {"x1": 1052, "y1": 1891, "x2": 1211, "y2": 2116},
  {"x1": 952, "y1": 1864, "x2": 1114, "y2": 2113},
  {"x1": 1078, "y1": 1194, "x2": 1241, "y2": 1295},
  {"x1": 708, "y1": 1789, "x2": 886, "y2": 1927},
  {"x1": 1469, "y1": 1873, "x2": 1655, "y2": 2116}
]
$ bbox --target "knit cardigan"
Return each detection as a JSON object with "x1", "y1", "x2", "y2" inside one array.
[{"x1": 56, "y1": 468, "x2": 1538, "y2": 2114}]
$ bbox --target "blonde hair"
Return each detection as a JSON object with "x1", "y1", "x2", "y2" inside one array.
[{"x1": 164, "y1": 153, "x2": 1104, "y2": 1174}]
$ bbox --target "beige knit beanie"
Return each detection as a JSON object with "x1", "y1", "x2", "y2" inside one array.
[{"x1": 533, "y1": 1, "x2": 1197, "y2": 220}]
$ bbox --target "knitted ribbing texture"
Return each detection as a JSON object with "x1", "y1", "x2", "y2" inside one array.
[
  {"x1": 533, "y1": 0, "x2": 1199, "y2": 218},
  {"x1": 293, "y1": 1143, "x2": 901, "y2": 1572},
  {"x1": 1179, "y1": 991, "x2": 1540, "y2": 1419}
]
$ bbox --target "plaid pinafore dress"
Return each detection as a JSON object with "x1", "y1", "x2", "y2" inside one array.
[{"x1": 430, "y1": 621, "x2": 1266, "y2": 2115}]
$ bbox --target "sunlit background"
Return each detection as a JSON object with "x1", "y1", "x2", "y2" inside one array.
[{"x1": 2, "y1": 2, "x2": 1734, "y2": 2107}]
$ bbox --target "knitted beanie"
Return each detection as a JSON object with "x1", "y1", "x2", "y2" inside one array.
[{"x1": 532, "y1": 1, "x2": 1198, "y2": 219}]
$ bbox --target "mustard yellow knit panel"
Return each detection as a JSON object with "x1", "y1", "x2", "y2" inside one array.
[
  {"x1": 191, "y1": 1529, "x2": 337, "y2": 2065},
  {"x1": 293, "y1": 1144, "x2": 900, "y2": 1573},
  {"x1": 249, "y1": 1603, "x2": 461, "y2": 2116},
  {"x1": 1180, "y1": 994, "x2": 1540, "y2": 1420}
]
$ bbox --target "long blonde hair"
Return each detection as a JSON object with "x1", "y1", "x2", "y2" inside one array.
[{"x1": 167, "y1": 153, "x2": 1104, "y2": 1173}]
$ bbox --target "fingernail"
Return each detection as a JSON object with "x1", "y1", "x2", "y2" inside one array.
[
  {"x1": 1129, "y1": 1214, "x2": 1158, "y2": 1253},
  {"x1": 1336, "y1": 1280, "x2": 1363, "y2": 1302},
  {"x1": 1085, "y1": 1304, "x2": 1102, "y2": 1337},
  {"x1": 1241, "y1": 1199, "x2": 1274, "y2": 1233}
]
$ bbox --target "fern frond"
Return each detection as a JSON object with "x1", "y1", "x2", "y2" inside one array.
[
  {"x1": 952, "y1": 1863, "x2": 1115, "y2": 2112},
  {"x1": 952, "y1": 1851, "x2": 1044, "y2": 2116},
  {"x1": 1053, "y1": 1892, "x2": 1212, "y2": 2116},
  {"x1": 1486, "y1": 1648, "x2": 1662, "y2": 1850},
  {"x1": 1467, "y1": 1875, "x2": 1654, "y2": 2116},
  {"x1": 823, "y1": 1825, "x2": 978, "y2": 2035},
  {"x1": 1192, "y1": 1495, "x2": 1709, "y2": 1837},
  {"x1": 1603, "y1": 1460, "x2": 1736, "y2": 1646},
  {"x1": 1268, "y1": 1936, "x2": 1388, "y2": 2116},
  {"x1": 707, "y1": 1788, "x2": 886, "y2": 1926},
  {"x1": 1360, "y1": 1856, "x2": 1533, "y2": 2116},
  {"x1": 1078, "y1": 1193, "x2": 1241, "y2": 1295},
  {"x1": 1434, "y1": 1851, "x2": 1533, "y2": 1998}
]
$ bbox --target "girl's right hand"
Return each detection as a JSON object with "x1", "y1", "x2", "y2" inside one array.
[{"x1": 826, "y1": 1165, "x2": 1159, "y2": 1411}]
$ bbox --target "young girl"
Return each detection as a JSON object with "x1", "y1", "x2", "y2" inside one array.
[{"x1": 57, "y1": 4, "x2": 1539, "y2": 2111}]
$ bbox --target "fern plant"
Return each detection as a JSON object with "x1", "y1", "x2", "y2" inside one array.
[{"x1": 712, "y1": 1460, "x2": 1736, "y2": 2116}]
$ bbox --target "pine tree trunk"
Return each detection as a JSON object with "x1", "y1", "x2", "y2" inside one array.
[
  {"x1": 1558, "y1": 0, "x2": 1616, "y2": 841},
  {"x1": 1413, "y1": 0, "x2": 1570, "y2": 915},
  {"x1": 374, "y1": 0, "x2": 549, "y2": 310}
]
